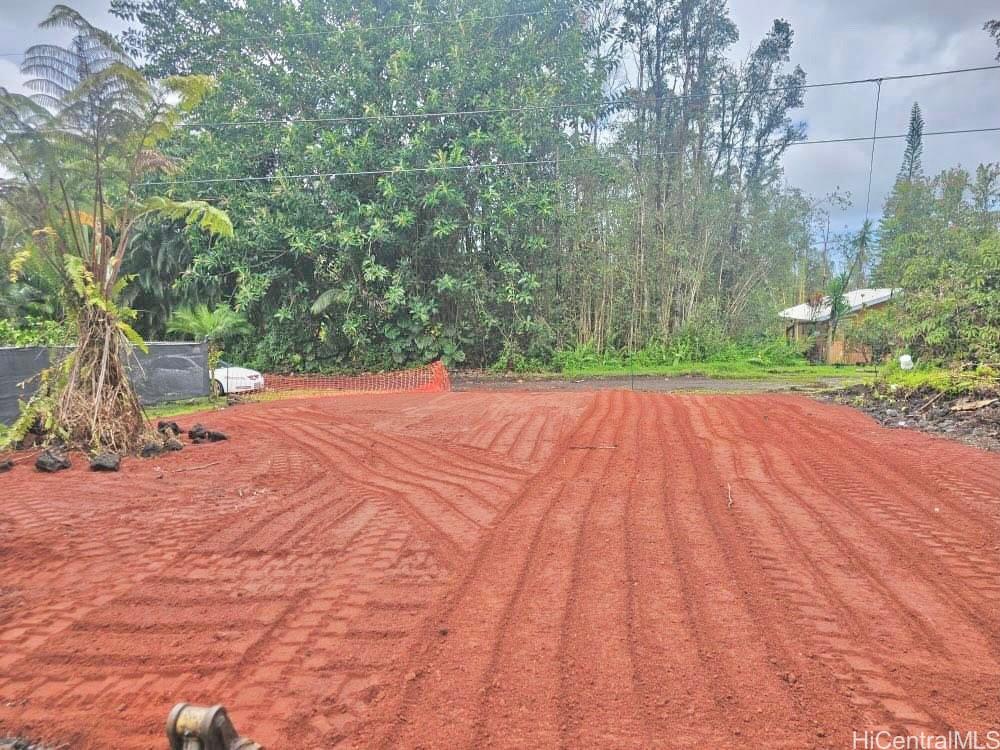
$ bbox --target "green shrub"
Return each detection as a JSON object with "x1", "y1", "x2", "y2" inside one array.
[
  {"x1": 844, "y1": 308, "x2": 898, "y2": 364},
  {"x1": 0, "y1": 317, "x2": 70, "y2": 346},
  {"x1": 551, "y1": 343, "x2": 624, "y2": 372}
]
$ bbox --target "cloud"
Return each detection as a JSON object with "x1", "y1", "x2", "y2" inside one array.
[{"x1": 729, "y1": 0, "x2": 1000, "y2": 232}]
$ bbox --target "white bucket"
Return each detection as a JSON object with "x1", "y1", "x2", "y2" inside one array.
[{"x1": 899, "y1": 354, "x2": 914, "y2": 370}]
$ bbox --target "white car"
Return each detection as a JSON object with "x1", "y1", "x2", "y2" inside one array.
[{"x1": 212, "y1": 360, "x2": 265, "y2": 395}]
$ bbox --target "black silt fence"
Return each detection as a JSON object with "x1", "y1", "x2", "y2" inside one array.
[{"x1": 0, "y1": 342, "x2": 210, "y2": 424}]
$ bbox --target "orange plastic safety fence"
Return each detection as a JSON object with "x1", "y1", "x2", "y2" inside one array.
[{"x1": 263, "y1": 360, "x2": 451, "y2": 394}]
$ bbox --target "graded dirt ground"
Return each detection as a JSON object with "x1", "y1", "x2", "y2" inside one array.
[{"x1": 0, "y1": 390, "x2": 998, "y2": 748}]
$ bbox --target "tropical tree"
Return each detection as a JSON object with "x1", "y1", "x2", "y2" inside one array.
[
  {"x1": 0, "y1": 5, "x2": 233, "y2": 453},
  {"x1": 167, "y1": 302, "x2": 250, "y2": 368},
  {"x1": 112, "y1": 0, "x2": 820, "y2": 370},
  {"x1": 845, "y1": 306, "x2": 897, "y2": 365},
  {"x1": 824, "y1": 271, "x2": 851, "y2": 357},
  {"x1": 875, "y1": 164, "x2": 1000, "y2": 363},
  {"x1": 850, "y1": 219, "x2": 874, "y2": 287},
  {"x1": 898, "y1": 102, "x2": 924, "y2": 183},
  {"x1": 111, "y1": 0, "x2": 617, "y2": 371}
]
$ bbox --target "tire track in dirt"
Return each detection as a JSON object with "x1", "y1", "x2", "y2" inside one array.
[
  {"x1": 329, "y1": 423, "x2": 512, "y2": 513},
  {"x1": 618, "y1": 398, "x2": 732, "y2": 748},
  {"x1": 309, "y1": 422, "x2": 500, "y2": 522},
  {"x1": 711, "y1": 398, "x2": 959, "y2": 653},
  {"x1": 359, "y1": 391, "x2": 612, "y2": 748},
  {"x1": 804, "y1": 401, "x2": 1000, "y2": 541},
  {"x1": 690, "y1": 397, "x2": 951, "y2": 736},
  {"x1": 747, "y1": 400, "x2": 1000, "y2": 653},
  {"x1": 252, "y1": 419, "x2": 468, "y2": 570},
  {"x1": 292, "y1": 422, "x2": 486, "y2": 553},
  {"x1": 800, "y1": 401, "x2": 1000, "y2": 541},
  {"x1": 715, "y1": 396, "x2": 1000, "y2": 735},
  {"x1": 288, "y1": 404, "x2": 530, "y2": 487},
  {"x1": 651, "y1": 396, "x2": 818, "y2": 747},
  {"x1": 553, "y1": 391, "x2": 653, "y2": 748},
  {"x1": 4, "y1": 390, "x2": 1000, "y2": 749},
  {"x1": 1, "y1": 454, "x2": 378, "y2": 746},
  {"x1": 833, "y1": 405, "x2": 1000, "y2": 519},
  {"x1": 471, "y1": 391, "x2": 631, "y2": 748}
]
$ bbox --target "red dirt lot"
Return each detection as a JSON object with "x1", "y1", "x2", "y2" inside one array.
[{"x1": 1, "y1": 390, "x2": 999, "y2": 749}]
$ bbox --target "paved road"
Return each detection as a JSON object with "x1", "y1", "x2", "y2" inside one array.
[{"x1": 451, "y1": 372, "x2": 856, "y2": 392}]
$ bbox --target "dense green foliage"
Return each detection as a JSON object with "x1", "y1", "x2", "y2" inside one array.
[
  {"x1": 167, "y1": 301, "x2": 250, "y2": 367},
  {"x1": 0, "y1": 6, "x2": 233, "y2": 450},
  {"x1": 865, "y1": 23, "x2": 1000, "y2": 370},
  {"x1": 844, "y1": 307, "x2": 897, "y2": 365},
  {"x1": 96, "y1": 0, "x2": 834, "y2": 372},
  {"x1": 2, "y1": 2, "x2": 997, "y2": 378},
  {"x1": 875, "y1": 164, "x2": 1000, "y2": 364},
  {"x1": 167, "y1": 302, "x2": 250, "y2": 343}
]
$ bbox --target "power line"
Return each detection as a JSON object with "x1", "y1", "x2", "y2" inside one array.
[
  {"x1": 140, "y1": 124, "x2": 1000, "y2": 187},
  {"x1": 0, "y1": 60, "x2": 978, "y2": 136},
  {"x1": 802, "y1": 64, "x2": 1000, "y2": 88},
  {"x1": 133, "y1": 63, "x2": 1000, "y2": 131},
  {"x1": 864, "y1": 79, "x2": 883, "y2": 221},
  {"x1": 797, "y1": 126, "x2": 1000, "y2": 145}
]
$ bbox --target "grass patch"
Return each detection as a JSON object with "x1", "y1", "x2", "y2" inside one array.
[
  {"x1": 556, "y1": 360, "x2": 875, "y2": 381},
  {"x1": 878, "y1": 363, "x2": 999, "y2": 395},
  {"x1": 536, "y1": 340, "x2": 877, "y2": 383},
  {"x1": 144, "y1": 396, "x2": 225, "y2": 420}
]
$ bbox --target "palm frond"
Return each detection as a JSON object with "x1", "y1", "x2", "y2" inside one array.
[
  {"x1": 167, "y1": 303, "x2": 250, "y2": 342},
  {"x1": 39, "y1": 5, "x2": 128, "y2": 61},
  {"x1": 141, "y1": 197, "x2": 234, "y2": 238},
  {"x1": 311, "y1": 288, "x2": 339, "y2": 314}
]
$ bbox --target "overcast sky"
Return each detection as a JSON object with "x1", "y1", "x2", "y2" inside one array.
[
  {"x1": 729, "y1": 0, "x2": 999, "y2": 234},
  {"x1": 2, "y1": 1, "x2": 998, "y2": 237}
]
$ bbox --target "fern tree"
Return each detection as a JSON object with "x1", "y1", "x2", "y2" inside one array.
[{"x1": 0, "y1": 5, "x2": 233, "y2": 453}]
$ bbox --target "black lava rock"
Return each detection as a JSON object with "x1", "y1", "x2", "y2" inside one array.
[
  {"x1": 0, "y1": 459, "x2": 13, "y2": 473},
  {"x1": 15, "y1": 433, "x2": 42, "y2": 450},
  {"x1": 157, "y1": 420, "x2": 181, "y2": 436},
  {"x1": 90, "y1": 452, "x2": 121, "y2": 472},
  {"x1": 189, "y1": 424, "x2": 227, "y2": 443},
  {"x1": 163, "y1": 437, "x2": 184, "y2": 452},
  {"x1": 140, "y1": 441, "x2": 164, "y2": 458},
  {"x1": 35, "y1": 449, "x2": 70, "y2": 473},
  {"x1": 1, "y1": 738, "x2": 51, "y2": 750}
]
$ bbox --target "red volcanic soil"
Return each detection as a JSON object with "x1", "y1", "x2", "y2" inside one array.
[{"x1": 1, "y1": 391, "x2": 999, "y2": 748}]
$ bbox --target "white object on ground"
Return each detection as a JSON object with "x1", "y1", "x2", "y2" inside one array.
[{"x1": 212, "y1": 360, "x2": 265, "y2": 394}]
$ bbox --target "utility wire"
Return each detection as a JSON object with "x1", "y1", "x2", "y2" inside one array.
[
  {"x1": 864, "y1": 79, "x2": 883, "y2": 221},
  {"x1": 794, "y1": 126, "x2": 1000, "y2": 145},
  {"x1": 8, "y1": 63, "x2": 998, "y2": 136},
  {"x1": 140, "y1": 125, "x2": 1000, "y2": 187},
  {"x1": 145, "y1": 63, "x2": 1000, "y2": 130}
]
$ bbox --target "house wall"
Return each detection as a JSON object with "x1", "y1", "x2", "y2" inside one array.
[{"x1": 785, "y1": 302, "x2": 887, "y2": 365}]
